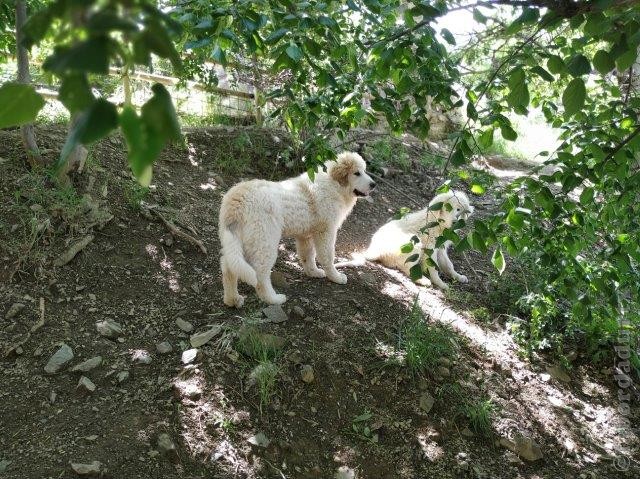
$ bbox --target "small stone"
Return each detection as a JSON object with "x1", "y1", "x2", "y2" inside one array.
[
  {"x1": 77, "y1": 376, "x2": 96, "y2": 395},
  {"x1": 546, "y1": 364, "x2": 571, "y2": 383},
  {"x1": 70, "y1": 460, "x2": 102, "y2": 476},
  {"x1": 132, "y1": 350, "x2": 152, "y2": 365},
  {"x1": 190, "y1": 325, "x2": 222, "y2": 348},
  {"x1": 271, "y1": 271, "x2": 289, "y2": 289},
  {"x1": 247, "y1": 432, "x2": 270, "y2": 448},
  {"x1": 71, "y1": 356, "x2": 102, "y2": 373},
  {"x1": 49, "y1": 391, "x2": 57, "y2": 404},
  {"x1": 290, "y1": 305, "x2": 305, "y2": 320},
  {"x1": 96, "y1": 319, "x2": 123, "y2": 338},
  {"x1": 359, "y1": 271, "x2": 377, "y2": 285},
  {"x1": 117, "y1": 371, "x2": 129, "y2": 383},
  {"x1": 461, "y1": 427, "x2": 474, "y2": 437},
  {"x1": 156, "y1": 341, "x2": 173, "y2": 354},
  {"x1": 500, "y1": 435, "x2": 543, "y2": 462},
  {"x1": 419, "y1": 392, "x2": 434, "y2": 413},
  {"x1": 176, "y1": 318, "x2": 193, "y2": 333},
  {"x1": 335, "y1": 466, "x2": 356, "y2": 479},
  {"x1": 157, "y1": 433, "x2": 178, "y2": 462},
  {"x1": 182, "y1": 348, "x2": 199, "y2": 364},
  {"x1": 436, "y1": 366, "x2": 451, "y2": 378},
  {"x1": 262, "y1": 304, "x2": 288, "y2": 323},
  {"x1": 6, "y1": 302, "x2": 25, "y2": 319},
  {"x1": 300, "y1": 364, "x2": 315, "y2": 383},
  {"x1": 44, "y1": 344, "x2": 74, "y2": 374}
]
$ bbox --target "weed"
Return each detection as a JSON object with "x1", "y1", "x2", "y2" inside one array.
[
  {"x1": 470, "y1": 306, "x2": 492, "y2": 323},
  {"x1": 462, "y1": 399, "x2": 494, "y2": 436},
  {"x1": 249, "y1": 360, "x2": 280, "y2": 411},
  {"x1": 368, "y1": 138, "x2": 411, "y2": 171},
  {"x1": 398, "y1": 298, "x2": 457, "y2": 374},
  {"x1": 123, "y1": 181, "x2": 149, "y2": 210},
  {"x1": 419, "y1": 151, "x2": 446, "y2": 168},
  {"x1": 346, "y1": 410, "x2": 379, "y2": 444}
]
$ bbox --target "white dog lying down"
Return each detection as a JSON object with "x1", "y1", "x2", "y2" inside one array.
[
  {"x1": 338, "y1": 190, "x2": 474, "y2": 290},
  {"x1": 218, "y1": 152, "x2": 376, "y2": 307}
]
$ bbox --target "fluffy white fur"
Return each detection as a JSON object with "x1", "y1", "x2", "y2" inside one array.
[
  {"x1": 219, "y1": 152, "x2": 375, "y2": 307},
  {"x1": 339, "y1": 190, "x2": 474, "y2": 290}
]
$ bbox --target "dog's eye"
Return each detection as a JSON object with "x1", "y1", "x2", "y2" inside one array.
[{"x1": 354, "y1": 171, "x2": 361, "y2": 176}]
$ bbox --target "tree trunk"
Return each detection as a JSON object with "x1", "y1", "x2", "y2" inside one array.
[{"x1": 15, "y1": 0, "x2": 42, "y2": 167}]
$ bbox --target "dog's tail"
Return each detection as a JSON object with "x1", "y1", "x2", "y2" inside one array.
[
  {"x1": 220, "y1": 224, "x2": 257, "y2": 287},
  {"x1": 335, "y1": 252, "x2": 368, "y2": 268}
]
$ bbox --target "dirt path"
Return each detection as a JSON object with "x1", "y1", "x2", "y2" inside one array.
[{"x1": 0, "y1": 126, "x2": 637, "y2": 478}]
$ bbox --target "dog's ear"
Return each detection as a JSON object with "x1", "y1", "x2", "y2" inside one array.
[{"x1": 330, "y1": 158, "x2": 352, "y2": 187}]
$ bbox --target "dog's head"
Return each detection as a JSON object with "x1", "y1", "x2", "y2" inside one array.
[
  {"x1": 429, "y1": 190, "x2": 474, "y2": 227},
  {"x1": 328, "y1": 151, "x2": 376, "y2": 197}
]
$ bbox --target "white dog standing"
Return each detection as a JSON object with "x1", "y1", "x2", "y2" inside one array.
[
  {"x1": 339, "y1": 190, "x2": 474, "y2": 290},
  {"x1": 218, "y1": 152, "x2": 376, "y2": 307}
]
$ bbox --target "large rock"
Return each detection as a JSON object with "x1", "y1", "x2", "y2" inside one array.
[
  {"x1": 70, "y1": 461, "x2": 102, "y2": 476},
  {"x1": 262, "y1": 304, "x2": 288, "y2": 324},
  {"x1": 96, "y1": 319, "x2": 123, "y2": 338},
  {"x1": 70, "y1": 357, "x2": 102, "y2": 373},
  {"x1": 190, "y1": 325, "x2": 222, "y2": 348},
  {"x1": 77, "y1": 376, "x2": 96, "y2": 395},
  {"x1": 44, "y1": 344, "x2": 74, "y2": 374},
  {"x1": 500, "y1": 434, "x2": 543, "y2": 461}
]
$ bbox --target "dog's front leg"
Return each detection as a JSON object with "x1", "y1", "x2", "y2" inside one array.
[
  {"x1": 436, "y1": 247, "x2": 468, "y2": 283},
  {"x1": 313, "y1": 229, "x2": 347, "y2": 284}
]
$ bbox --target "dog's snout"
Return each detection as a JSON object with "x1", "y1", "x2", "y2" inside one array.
[{"x1": 370, "y1": 181, "x2": 377, "y2": 189}]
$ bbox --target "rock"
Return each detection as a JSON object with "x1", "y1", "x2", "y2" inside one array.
[
  {"x1": 156, "y1": 341, "x2": 173, "y2": 354},
  {"x1": 437, "y1": 357, "x2": 452, "y2": 367},
  {"x1": 132, "y1": 350, "x2": 152, "y2": 365},
  {"x1": 116, "y1": 371, "x2": 129, "y2": 383},
  {"x1": 6, "y1": 302, "x2": 25, "y2": 319},
  {"x1": 70, "y1": 461, "x2": 102, "y2": 476},
  {"x1": 247, "y1": 432, "x2": 270, "y2": 448},
  {"x1": 359, "y1": 272, "x2": 377, "y2": 285},
  {"x1": 290, "y1": 305, "x2": 305, "y2": 320},
  {"x1": 44, "y1": 344, "x2": 74, "y2": 374},
  {"x1": 49, "y1": 391, "x2": 57, "y2": 404},
  {"x1": 455, "y1": 452, "x2": 469, "y2": 470},
  {"x1": 157, "y1": 433, "x2": 178, "y2": 462},
  {"x1": 71, "y1": 356, "x2": 102, "y2": 373},
  {"x1": 271, "y1": 271, "x2": 289, "y2": 289},
  {"x1": 546, "y1": 364, "x2": 571, "y2": 383},
  {"x1": 500, "y1": 435, "x2": 543, "y2": 462},
  {"x1": 0, "y1": 459, "x2": 11, "y2": 473},
  {"x1": 190, "y1": 325, "x2": 222, "y2": 348},
  {"x1": 182, "y1": 348, "x2": 200, "y2": 364},
  {"x1": 461, "y1": 427, "x2": 474, "y2": 437},
  {"x1": 96, "y1": 319, "x2": 123, "y2": 338},
  {"x1": 436, "y1": 366, "x2": 451, "y2": 378},
  {"x1": 335, "y1": 466, "x2": 356, "y2": 479},
  {"x1": 77, "y1": 376, "x2": 96, "y2": 395},
  {"x1": 419, "y1": 392, "x2": 434, "y2": 413},
  {"x1": 262, "y1": 304, "x2": 288, "y2": 324},
  {"x1": 300, "y1": 364, "x2": 315, "y2": 383},
  {"x1": 175, "y1": 318, "x2": 193, "y2": 333}
]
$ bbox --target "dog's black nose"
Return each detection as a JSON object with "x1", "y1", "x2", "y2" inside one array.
[{"x1": 370, "y1": 181, "x2": 376, "y2": 189}]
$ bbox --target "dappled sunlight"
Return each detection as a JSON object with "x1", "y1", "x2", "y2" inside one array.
[
  {"x1": 187, "y1": 141, "x2": 199, "y2": 167},
  {"x1": 417, "y1": 431, "x2": 445, "y2": 462}
]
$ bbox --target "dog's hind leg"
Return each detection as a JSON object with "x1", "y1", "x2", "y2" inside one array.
[
  {"x1": 296, "y1": 236, "x2": 326, "y2": 278},
  {"x1": 437, "y1": 246, "x2": 468, "y2": 283},
  {"x1": 425, "y1": 250, "x2": 449, "y2": 290},
  {"x1": 253, "y1": 244, "x2": 287, "y2": 305},
  {"x1": 221, "y1": 256, "x2": 245, "y2": 308}
]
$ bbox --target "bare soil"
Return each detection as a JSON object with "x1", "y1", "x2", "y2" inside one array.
[{"x1": 0, "y1": 125, "x2": 637, "y2": 479}]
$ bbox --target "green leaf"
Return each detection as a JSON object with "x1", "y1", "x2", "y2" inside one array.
[
  {"x1": 211, "y1": 44, "x2": 226, "y2": 65},
  {"x1": 43, "y1": 36, "x2": 112, "y2": 74},
  {"x1": 478, "y1": 128, "x2": 494, "y2": 149},
  {"x1": 140, "y1": 21, "x2": 182, "y2": 69},
  {"x1": 547, "y1": 55, "x2": 565, "y2": 74},
  {"x1": 471, "y1": 184, "x2": 485, "y2": 195},
  {"x1": 400, "y1": 243, "x2": 415, "y2": 254},
  {"x1": 286, "y1": 44, "x2": 303, "y2": 62},
  {"x1": 579, "y1": 187, "x2": 594, "y2": 205},
  {"x1": 562, "y1": 78, "x2": 586, "y2": 117},
  {"x1": 531, "y1": 65, "x2": 554, "y2": 82},
  {"x1": 409, "y1": 263, "x2": 423, "y2": 281},
  {"x1": 500, "y1": 124, "x2": 518, "y2": 141},
  {"x1": 59, "y1": 99, "x2": 118, "y2": 163},
  {"x1": 491, "y1": 248, "x2": 506, "y2": 275},
  {"x1": 0, "y1": 82, "x2": 45, "y2": 128},
  {"x1": 566, "y1": 54, "x2": 591, "y2": 77},
  {"x1": 506, "y1": 209, "x2": 525, "y2": 229},
  {"x1": 405, "y1": 253, "x2": 420, "y2": 263},
  {"x1": 592, "y1": 50, "x2": 615, "y2": 75},
  {"x1": 441, "y1": 28, "x2": 456, "y2": 45},
  {"x1": 507, "y1": 69, "x2": 529, "y2": 109},
  {"x1": 141, "y1": 84, "x2": 181, "y2": 142},
  {"x1": 616, "y1": 48, "x2": 638, "y2": 72},
  {"x1": 22, "y1": 7, "x2": 53, "y2": 49},
  {"x1": 264, "y1": 27, "x2": 288, "y2": 44},
  {"x1": 58, "y1": 74, "x2": 94, "y2": 114}
]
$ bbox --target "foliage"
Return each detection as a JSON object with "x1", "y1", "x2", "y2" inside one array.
[
  {"x1": 462, "y1": 398, "x2": 494, "y2": 436},
  {"x1": 398, "y1": 298, "x2": 457, "y2": 374}
]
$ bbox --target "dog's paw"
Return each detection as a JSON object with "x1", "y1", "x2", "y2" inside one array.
[
  {"x1": 305, "y1": 268, "x2": 326, "y2": 278},
  {"x1": 433, "y1": 281, "x2": 449, "y2": 290},
  {"x1": 224, "y1": 294, "x2": 245, "y2": 308},
  {"x1": 416, "y1": 277, "x2": 432, "y2": 287},
  {"x1": 328, "y1": 272, "x2": 348, "y2": 284},
  {"x1": 268, "y1": 294, "x2": 287, "y2": 305},
  {"x1": 456, "y1": 274, "x2": 469, "y2": 283}
]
